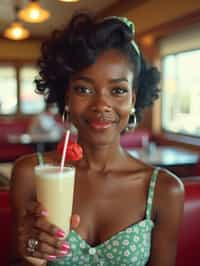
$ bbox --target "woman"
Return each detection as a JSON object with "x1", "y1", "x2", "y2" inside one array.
[{"x1": 10, "y1": 13, "x2": 184, "y2": 266}]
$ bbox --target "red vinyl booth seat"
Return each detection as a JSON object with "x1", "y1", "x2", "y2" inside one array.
[
  {"x1": 0, "y1": 190, "x2": 11, "y2": 265},
  {"x1": 0, "y1": 118, "x2": 34, "y2": 161},
  {"x1": 0, "y1": 177, "x2": 200, "y2": 265},
  {"x1": 120, "y1": 129, "x2": 150, "y2": 148},
  {"x1": 176, "y1": 177, "x2": 200, "y2": 266}
]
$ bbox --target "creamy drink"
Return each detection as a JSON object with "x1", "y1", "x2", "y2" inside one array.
[{"x1": 34, "y1": 165, "x2": 75, "y2": 236}]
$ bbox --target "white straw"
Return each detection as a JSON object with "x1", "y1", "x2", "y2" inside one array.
[{"x1": 60, "y1": 130, "x2": 70, "y2": 172}]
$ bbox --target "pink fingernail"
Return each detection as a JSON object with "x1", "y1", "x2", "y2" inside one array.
[
  {"x1": 41, "y1": 210, "x2": 48, "y2": 216},
  {"x1": 47, "y1": 255, "x2": 57, "y2": 261},
  {"x1": 59, "y1": 250, "x2": 69, "y2": 255},
  {"x1": 61, "y1": 243, "x2": 70, "y2": 251},
  {"x1": 56, "y1": 229, "x2": 65, "y2": 238}
]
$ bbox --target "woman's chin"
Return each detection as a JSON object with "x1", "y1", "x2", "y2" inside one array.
[{"x1": 79, "y1": 130, "x2": 120, "y2": 147}]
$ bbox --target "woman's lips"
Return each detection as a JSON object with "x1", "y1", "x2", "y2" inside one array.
[{"x1": 88, "y1": 120, "x2": 113, "y2": 130}]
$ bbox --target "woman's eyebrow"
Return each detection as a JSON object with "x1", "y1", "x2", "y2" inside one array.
[
  {"x1": 72, "y1": 76, "x2": 94, "y2": 84},
  {"x1": 109, "y1": 78, "x2": 128, "y2": 83},
  {"x1": 72, "y1": 76, "x2": 128, "y2": 84}
]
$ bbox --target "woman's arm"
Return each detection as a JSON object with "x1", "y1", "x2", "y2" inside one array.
[
  {"x1": 10, "y1": 155, "x2": 47, "y2": 265},
  {"x1": 147, "y1": 170, "x2": 184, "y2": 266}
]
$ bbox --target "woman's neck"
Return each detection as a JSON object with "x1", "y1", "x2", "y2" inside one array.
[{"x1": 77, "y1": 141, "x2": 126, "y2": 172}]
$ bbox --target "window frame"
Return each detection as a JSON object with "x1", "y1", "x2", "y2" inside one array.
[
  {"x1": 0, "y1": 60, "x2": 43, "y2": 117},
  {"x1": 160, "y1": 47, "x2": 200, "y2": 138}
]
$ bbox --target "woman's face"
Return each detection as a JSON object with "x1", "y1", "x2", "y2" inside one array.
[{"x1": 66, "y1": 49, "x2": 136, "y2": 145}]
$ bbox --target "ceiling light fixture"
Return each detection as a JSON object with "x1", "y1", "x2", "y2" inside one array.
[
  {"x1": 58, "y1": 0, "x2": 80, "y2": 2},
  {"x1": 3, "y1": 21, "x2": 30, "y2": 40},
  {"x1": 3, "y1": 5, "x2": 30, "y2": 40},
  {"x1": 18, "y1": 0, "x2": 50, "y2": 23}
]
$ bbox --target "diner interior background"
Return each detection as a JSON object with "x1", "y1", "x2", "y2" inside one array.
[
  {"x1": 0, "y1": 1, "x2": 200, "y2": 266},
  {"x1": 0, "y1": 0, "x2": 200, "y2": 180}
]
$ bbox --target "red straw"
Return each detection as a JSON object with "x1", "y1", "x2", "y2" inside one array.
[{"x1": 60, "y1": 130, "x2": 70, "y2": 172}]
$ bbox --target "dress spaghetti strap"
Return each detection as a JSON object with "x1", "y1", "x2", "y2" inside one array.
[{"x1": 145, "y1": 168, "x2": 159, "y2": 220}]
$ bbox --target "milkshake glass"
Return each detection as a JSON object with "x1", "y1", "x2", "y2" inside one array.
[{"x1": 34, "y1": 164, "x2": 75, "y2": 236}]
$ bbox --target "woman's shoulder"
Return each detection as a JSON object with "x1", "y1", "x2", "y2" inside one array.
[
  {"x1": 13, "y1": 151, "x2": 57, "y2": 172},
  {"x1": 12, "y1": 153, "x2": 37, "y2": 180},
  {"x1": 154, "y1": 168, "x2": 184, "y2": 213},
  {"x1": 156, "y1": 168, "x2": 184, "y2": 195},
  {"x1": 124, "y1": 153, "x2": 184, "y2": 195},
  {"x1": 10, "y1": 152, "x2": 57, "y2": 204},
  {"x1": 11, "y1": 151, "x2": 56, "y2": 185}
]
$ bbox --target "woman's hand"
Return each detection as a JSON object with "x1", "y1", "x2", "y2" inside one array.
[{"x1": 18, "y1": 201, "x2": 80, "y2": 261}]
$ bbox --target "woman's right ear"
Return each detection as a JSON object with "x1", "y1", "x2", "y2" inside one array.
[{"x1": 132, "y1": 92, "x2": 136, "y2": 106}]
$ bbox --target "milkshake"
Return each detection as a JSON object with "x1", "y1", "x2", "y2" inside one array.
[{"x1": 34, "y1": 165, "x2": 75, "y2": 236}]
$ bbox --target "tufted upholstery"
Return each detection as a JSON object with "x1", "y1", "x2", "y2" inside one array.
[
  {"x1": 176, "y1": 177, "x2": 200, "y2": 266},
  {"x1": 0, "y1": 189, "x2": 11, "y2": 265}
]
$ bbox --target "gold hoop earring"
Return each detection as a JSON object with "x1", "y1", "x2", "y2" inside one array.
[
  {"x1": 126, "y1": 106, "x2": 137, "y2": 132},
  {"x1": 62, "y1": 106, "x2": 78, "y2": 134},
  {"x1": 62, "y1": 105, "x2": 70, "y2": 123}
]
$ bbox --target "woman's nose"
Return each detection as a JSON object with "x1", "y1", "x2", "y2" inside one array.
[{"x1": 91, "y1": 94, "x2": 112, "y2": 113}]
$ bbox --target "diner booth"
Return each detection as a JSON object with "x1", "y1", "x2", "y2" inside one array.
[{"x1": 0, "y1": 0, "x2": 200, "y2": 265}]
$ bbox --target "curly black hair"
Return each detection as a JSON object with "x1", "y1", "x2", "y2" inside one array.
[{"x1": 35, "y1": 13, "x2": 160, "y2": 124}]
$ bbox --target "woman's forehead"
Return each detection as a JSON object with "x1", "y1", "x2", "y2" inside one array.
[{"x1": 71, "y1": 49, "x2": 134, "y2": 83}]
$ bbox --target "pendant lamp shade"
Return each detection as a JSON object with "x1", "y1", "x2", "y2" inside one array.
[
  {"x1": 3, "y1": 21, "x2": 30, "y2": 40},
  {"x1": 18, "y1": 0, "x2": 50, "y2": 23},
  {"x1": 58, "y1": 0, "x2": 80, "y2": 2}
]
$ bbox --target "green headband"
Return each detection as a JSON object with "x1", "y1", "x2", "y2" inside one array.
[{"x1": 102, "y1": 16, "x2": 140, "y2": 55}]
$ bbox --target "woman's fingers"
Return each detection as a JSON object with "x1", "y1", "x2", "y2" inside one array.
[
  {"x1": 71, "y1": 214, "x2": 80, "y2": 229},
  {"x1": 26, "y1": 230, "x2": 70, "y2": 259},
  {"x1": 26, "y1": 201, "x2": 48, "y2": 217},
  {"x1": 24, "y1": 228, "x2": 70, "y2": 261},
  {"x1": 34, "y1": 212, "x2": 80, "y2": 236},
  {"x1": 34, "y1": 216, "x2": 66, "y2": 238},
  {"x1": 21, "y1": 201, "x2": 78, "y2": 261}
]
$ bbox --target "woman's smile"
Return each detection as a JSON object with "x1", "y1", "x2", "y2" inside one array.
[{"x1": 87, "y1": 119, "x2": 114, "y2": 130}]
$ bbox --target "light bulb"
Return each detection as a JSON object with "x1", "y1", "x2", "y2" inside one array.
[
  {"x1": 3, "y1": 22, "x2": 30, "y2": 40},
  {"x1": 18, "y1": 1, "x2": 50, "y2": 23},
  {"x1": 59, "y1": 0, "x2": 80, "y2": 2}
]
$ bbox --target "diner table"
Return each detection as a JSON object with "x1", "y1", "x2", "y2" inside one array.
[
  {"x1": 7, "y1": 131, "x2": 61, "y2": 153},
  {"x1": 1, "y1": 143, "x2": 199, "y2": 181},
  {"x1": 127, "y1": 145, "x2": 199, "y2": 177}
]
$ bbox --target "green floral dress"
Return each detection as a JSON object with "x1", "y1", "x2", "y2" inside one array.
[{"x1": 48, "y1": 168, "x2": 159, "y2": 266}]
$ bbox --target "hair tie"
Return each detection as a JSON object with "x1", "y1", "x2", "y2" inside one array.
[{"x1": 101, "y1": 16, "x2": 140, "y2": 56}]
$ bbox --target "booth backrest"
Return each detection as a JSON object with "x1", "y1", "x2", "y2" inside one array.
[
  {"x1": 0, "y1": 190, "x2": 11, "y2": 265},
  {"x1": 193, "y1": 159, "x2": 200, "y2": 176},
  {"x1": 120, "y1": 129, "x2": 150, "y2": 148},
  {"x1": 176, "y1": 177, "x2": 200, "y2": 266},
  {"x1": 0, "y1": 118, "x2": 30, "y2": 141},
  {"x1": 0, "y1": 118, "x2": 34, "y2": 161}
]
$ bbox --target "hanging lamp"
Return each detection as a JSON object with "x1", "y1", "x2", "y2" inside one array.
[
  {"x1": 3, "y1": 21, "x2": 30, "y2": 40},
  {"x1": 3, "y1": 5, "x2": 30, "y2": 40},
  {"x1": 58, "y1": 0, "x2": 80, "y2": 2},
  {"x1": 18, "y1": 0, "x2": 50, "y2": 23}
]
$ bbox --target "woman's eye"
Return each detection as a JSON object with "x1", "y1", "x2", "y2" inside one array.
[
  {"x1": 73, "y1": 86, "x2": 93, "y2": 95},
  {"x1": 112, "y1": 87, "x2": 128, "y2": 95}
]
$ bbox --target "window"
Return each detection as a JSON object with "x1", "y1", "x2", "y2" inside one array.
[
  {"x1": 0, "y1": 63, "x2": 45, "y2": 115},
  {"x1": 0, "y1": 66, "x2": 17, "y2": 114},
  {"x1": 160, "y1": 25, "x2": 200, "y2": 137},
  {"x1": 162, "y1": 49, "x2": 200, "y2": 137}
]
